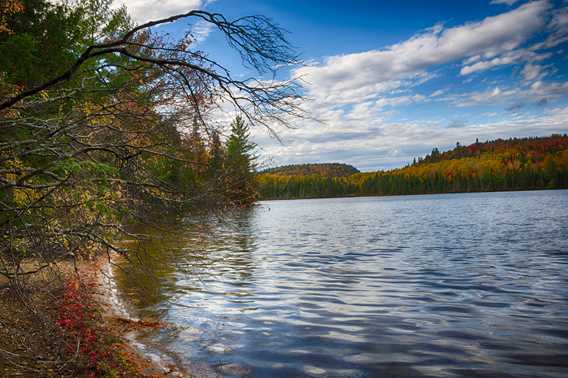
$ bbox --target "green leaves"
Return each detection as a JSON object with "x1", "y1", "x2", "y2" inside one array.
[
  {"x1": 0, "y1": 32, "x2": 37, "y2": 84},
  {"x1": 227, "y1": 115, "x2": 257, "y2": 158},
  {"x1": 225, "y1": 116, "x2": 258, "y2": 206},
  {"x1": 54, "y1": 159, "x2": 117, "y2": 178}
]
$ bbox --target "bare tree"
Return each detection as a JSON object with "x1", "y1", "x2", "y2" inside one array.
[{"x1": 0, "y1": 10, "x2": 303, "y2": 125}]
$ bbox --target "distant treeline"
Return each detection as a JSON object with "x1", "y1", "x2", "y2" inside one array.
[
  {"x1": 258, "y1": 135, "x2": 568, "y2": 200},
  {"x1": 261, "y1": 163, "x2": 359, "y2": 177}
]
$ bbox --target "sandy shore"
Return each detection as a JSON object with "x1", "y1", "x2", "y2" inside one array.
[
  {"x1": 1, "y1": 253, "x2": 221, "y2": 377},
  {"x1": 0, "y1": 255, "x2": 192, "y2": 377},
  {"x1": 91, "y1": 254, "x2": 190, "y2": 377},
  {"x1": 95, "y1": 253, "x2": 226, "y2": 377}
]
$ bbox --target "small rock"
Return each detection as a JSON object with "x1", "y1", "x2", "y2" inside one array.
[
  {"x1": 207, "y1": 343, "x2": 232, "y2": 354},
  {"x1": 219, "y1": 363, "x2": 250, "y2": 376}
]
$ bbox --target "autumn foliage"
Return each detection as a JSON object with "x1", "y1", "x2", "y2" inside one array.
[
  {"x1": 258, "y1": 135, "x2": 568, "y2": 199},
  {"x1": 262, "y1": 163, "x2": 359, "y2": 177},
  {"x1": 57, "y1": 279, "x2": 121, "y2": 377}
]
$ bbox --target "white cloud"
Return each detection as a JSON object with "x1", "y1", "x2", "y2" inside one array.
[
  {"x1": 256, "y1": 104, "x2": 568, "y2": 171},
  {"x1": 543, "y1": 6, "x2": 568, "y2": 48},
  {"x1": 530, "y1": 80, "x2": 568, "y2": 97},
  {"x1": 522, "y1": 63, "x2": 545, "y2": 81},
  {"x1": 450, "y1": 79, "x2": 568, "y2": 107},
  {"x1": 459, "y1": 48, "x2": 551, "y2": 75},
  {"x1": 191, "y1": 19, "x2": 215, "y2": 44},
  {"x1": 375, "y1": 94, "x2": 426, "y2": 108},
  {"x1": 295, "y1": 1, "x2": 550, "y2": 107},
  {"x1": 455, "y1": 86, "x2": 516, "y2": 106},
  {"x1": 460, "y1": 55, "x2": 517, "y2": 75},
  {"x1": 550, "y1": 7, "x2": 568, "y2": 33},
  {"x1": 113, "y1": 0, "x2": 203, "y2": 24},
  {"x1": 430, "y1": 89, "x2": 446, "y2": 97},
  {"x1": 253, "y1": 0, "x2": 568, "y2": 170}
]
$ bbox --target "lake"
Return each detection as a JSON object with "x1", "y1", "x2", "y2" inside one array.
[{"x1": 113, "y1": 190, "x2": 568, "y2": 377}]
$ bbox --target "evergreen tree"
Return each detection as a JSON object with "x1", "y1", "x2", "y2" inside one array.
[
  {"x1": 226, "y1": 115, "x2": 257, "y2": 206},
  {"x1": 207, "y1": 129, "x2": 225, "y2": 179}
]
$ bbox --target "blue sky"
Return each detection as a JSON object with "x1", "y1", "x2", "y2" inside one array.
[{"x1": 118, "y1": 0, "x2": 568, "y2": 170}]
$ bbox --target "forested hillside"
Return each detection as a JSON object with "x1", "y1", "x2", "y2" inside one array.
[
  {"x1": 258, "y1": 135, "x2": 568, "y2": 199},
  {"x1": 262, "y1": 163, "x2": 359, "y2": 176}
]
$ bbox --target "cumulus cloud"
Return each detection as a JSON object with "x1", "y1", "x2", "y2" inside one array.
[
  {"x1": 430, "y1": 89, "x2": 446, "y2": 97},
  {"x1": 522, "y1": 63, "x2": 545, "y2": 81},
  {"x1": 460, "y1": 55, "x2": 517, "y2": 75},
  {"x1": 530, "y1": 80, "x2": 568, "y2": 97},
  {"x1": 294, "y1": 1, "x2": 550, "y2": 107},
  {"x1": 460, "y1": 28, "x2": 564, "y2": 76},
  {"x1": 375, "y1": 94, "x2": 426, "y2": 108},
  {"x1": 191, "y1": 19, "x2": 215, "y2": 44},
  {"x1": 454, "y1": 86, "x2": 517, "y2": 107},
  {"x1": 459, "y1": 48, "x2": 550, "y2": 75},
  {"x1": 543, "y1": 6, "x2": 568, "y2": 48},
  {"x1": 255, "y1": 0, "x2": 568, "y2": 170},
  {"x1": 255, "y1": 104, "x2": 568, "y2": 171},
  {"x1": 449, "y1": 79, "x2": 568, "y2": 108},
  {"x1": 259, "y1": 113, "x2": 567, "y2": 170}
]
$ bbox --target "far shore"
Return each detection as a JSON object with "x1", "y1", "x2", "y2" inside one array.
[{"x1": 259, "y1": 187, "x2": 567, "y2": 202}]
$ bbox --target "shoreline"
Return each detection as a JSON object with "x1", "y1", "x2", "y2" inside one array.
[
  {"x1": 93, "y1": 253, "x2": 221, "y2": 378},
  {"x1": 0, "y1": 255, "x2": 191, "y2": 377},
  {"x1": 258, "y1": 187, "x2": 568, "y2": 201},
  {"x1": 92, "y1": 254, "x2": 189, "y2": 377}
]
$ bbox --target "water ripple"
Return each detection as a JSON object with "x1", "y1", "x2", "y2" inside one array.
[{"x1": 115, "y1": 190, "x2": 568, "y2": 377}]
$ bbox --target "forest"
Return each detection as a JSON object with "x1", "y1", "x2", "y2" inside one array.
[
  {"x1": 258, "y1": 135, "x2": 568, "y2": 200},
  {"x1": 0, "y1": 0, "x2": 296, "y2": 375},
  {"x1": 0, "y1": 0, "x2": 289, "y2": 279}
]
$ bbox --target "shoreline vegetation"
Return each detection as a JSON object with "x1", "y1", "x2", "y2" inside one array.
[
  {"x1": 258, "y1": 135, "x2": 568, "y2": 200},
  {"x1": 1, "y1": 0, "x2": 293, "y2": 376},
  {"x1": 258, "y1": 187, "x2": 568, "y2": 202},
  {"x1": 0, "y1": 255, "x2": 185, "y2": 377}
]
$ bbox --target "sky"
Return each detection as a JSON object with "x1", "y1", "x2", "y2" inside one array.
[{"x1": 116, "y1": 0, "x2": 568, "y2": 171}]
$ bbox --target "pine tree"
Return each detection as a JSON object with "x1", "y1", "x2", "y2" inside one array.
[
  {"x1": 226, "y1": 115, "x2": 257, "y2": 206},
  {"x1": 207, "y1": 129, "x2": 225, "y2": 179}
]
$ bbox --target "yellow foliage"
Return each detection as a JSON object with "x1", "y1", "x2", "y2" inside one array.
[
  {"x1": 81, "y1": 101, "x2": 114, "y2": 127},
  {"x1": 0, "y1": 0, "x2": 24, "y2": 34},
  {"x1": 13, "y1": 187, "x2": 40, "y2": 207},
  {"x1": 3, "y1": 158, "x2": 23, "y2": 182}
]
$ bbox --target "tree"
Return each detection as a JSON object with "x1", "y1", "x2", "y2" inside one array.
[
  {"x1": 207, "y1": 129, "x2": 225, "y2": 179},
  {"x1": 0, "y1": 0, "x2": 23, "y2": 34},
  {"x1": 0, "y1": 0, "x2": 302, "y2": 282},
  {"x1": 186, "y1": 116, "x2": 209, "y2": 178},
  {"x1": 226, "y1": 115, "x2": 257, "y2": 206}
]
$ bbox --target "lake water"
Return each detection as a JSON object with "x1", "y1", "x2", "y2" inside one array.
[{"x1": 114, "y1": 190, "x2": 568, "y2": 377}]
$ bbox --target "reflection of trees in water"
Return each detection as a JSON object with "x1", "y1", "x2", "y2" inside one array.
[
  {"x1": 206, "y1": 208, "x2": 257, "y2": 281},
  {"x1": 113, "y1": 208, "x2": 258, "y2": 316}
]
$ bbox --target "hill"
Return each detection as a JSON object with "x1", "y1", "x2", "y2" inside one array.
[
  {"x1": 413, "y1": 135, "x2": 568, "y2": 166},
  {"x1": 261, "y1": 163, "x2": 360, "y2": 177},
  {"x1": 258, "y1": 134, "x2": 568, "y2": 200}
]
